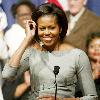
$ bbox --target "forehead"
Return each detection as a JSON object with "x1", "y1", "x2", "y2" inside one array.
[
  {"x1": 17, "y1": 5, "x2": 32, "y2": 13},
  {"x1": 37, "y1": 15, "x2": 58, "y2": 25},
  {"x1": 89, "y1": 38, "x2": 100, "y2": 45}
]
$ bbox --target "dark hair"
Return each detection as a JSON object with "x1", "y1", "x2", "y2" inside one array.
[
  {"x1": 11, "y1": 0, "x2": 36, "y2": 18},
  {"x1": 34, "y1": 3, "x2": 68, "y2": 41},
  {"x1": 86, "y1": 32, "x2": 100, "y2": 48}
]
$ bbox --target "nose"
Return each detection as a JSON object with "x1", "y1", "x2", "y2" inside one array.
[
  {"x1": 23, "y1": 16, "x2": 31, "y2": 20},
  {"x1": 44, "y1": 29, "x2": 50, "y2": 35}
]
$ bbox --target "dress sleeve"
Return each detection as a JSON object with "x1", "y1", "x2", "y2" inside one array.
[
  {"x1": 17, "y1": 48, "x2": 32, "y2": 76},
  {"x1": 2, "y1": 48, "x2": 31, "y2": 79},
  {"x1": 76, "y1": 51, "x2": 98, "y2": 100}
]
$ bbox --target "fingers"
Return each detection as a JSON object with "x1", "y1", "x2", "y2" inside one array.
[
  {"x1": 25, "y1": 20, "x2": 36, "y2": 40},
  {"x1": 26, "y1": 20, "x2": 36, "y2": 31},
  {"x1": 37, "y1": 95, "x2": 54, "y2": 100},
  {"x1": 28, "y1": 20, "x2": 36, "y2": 29},
  {"x1": 37, "y1": 95, "x2": 50, "y2": 99}
]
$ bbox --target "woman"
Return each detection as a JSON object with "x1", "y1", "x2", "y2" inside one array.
[
  {"x1": 86, "y1": 32, "x2": 100, "y2": 99},
  {"x1": 2, "y1": 3, "x2": 98, "y2": 100},
  {"x1": 86, "y1": 32, "x2": 100, "y2": 80}
]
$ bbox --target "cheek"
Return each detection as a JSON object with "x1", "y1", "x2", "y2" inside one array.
[
  {"x1": 88, "y1": 48, "x2": 95, "y2": 56},
  {"x1": 38, "y1": 30, "x2": 43, "y2": 37}
]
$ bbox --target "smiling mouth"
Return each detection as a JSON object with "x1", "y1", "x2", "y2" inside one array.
[
  {"x1": 43, "y1": 37, "x2": 52, "y2": 41},
  {"x1": 92, "y1": 53, "x2": 100, "y2": 56}
]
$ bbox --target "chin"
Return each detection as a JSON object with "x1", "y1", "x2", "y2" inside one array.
[
  {"x1": 70, "y1": 10, "x2": 78, "y2": 15},
  {"x1": 43, "y1": 42, "x2": 54, "y2": 47}
]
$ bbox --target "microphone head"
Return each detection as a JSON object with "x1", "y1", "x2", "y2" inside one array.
[{"x1": 53, "y1": 66, "x2": 60, "y2": 75}]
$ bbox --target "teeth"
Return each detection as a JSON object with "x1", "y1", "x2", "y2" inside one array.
[{"x1": 44, "y1": 37, "x2": 52, "y2": 41}]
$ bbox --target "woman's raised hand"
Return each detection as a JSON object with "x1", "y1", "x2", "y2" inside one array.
[{"x1": 25, "y1": 20, "x2": 36, "y2": 42}]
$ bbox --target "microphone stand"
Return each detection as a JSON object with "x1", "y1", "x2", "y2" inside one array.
[
  {"x1": 53, "y1": 66, "x2": 60, "y2": 100},
  {"x1": 54, "y1": 74, "x2": 57, "y2": 100}
]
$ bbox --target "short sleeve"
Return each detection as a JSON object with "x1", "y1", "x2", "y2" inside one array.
[{"x1": 76, "y1": 51, "x2": 98, "y2": 100}]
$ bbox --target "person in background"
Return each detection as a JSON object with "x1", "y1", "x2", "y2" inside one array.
[
  {"x1": 4, "y1": 0, "x2": 36, "y2": 57},
  {"x1": 64, "y1": 0, "x2": 100, "y2": 51},
  {"x1": 2, "y1": 70, "x2": 31, "y2": 100},
  {"x1": 1, "y1": 0, "x2": 46, "y2": 29},
  {"x1": 3, "y1": 1, "x2": 37, "y2": 100},
  {"x1": 86, "y1": 32, "x2": 100, "y2": 99},
  {"x1": 0, "y1": 0, "x2": 8, "y2": 99},
  {"x1": 2, "y1": 3, "x2": 98, "y2": 100},
  {"x1": 0, "y1": 9, "x2": 8, "y2": 63}
]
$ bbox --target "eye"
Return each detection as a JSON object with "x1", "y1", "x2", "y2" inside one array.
[
  {"x1": 89, "y1": 45, "x2": 95, "y2": 49},
  {"x1": 51, "y1": 27, "x2": 55, "y2": 29},
  {"x1": 39, "y1": 27, "x2": 46, "y2": 31},
  {"x1": 49, "y1": 26, "x2": 55, "y2": 30}
]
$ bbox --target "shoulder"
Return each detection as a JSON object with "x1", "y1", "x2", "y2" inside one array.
[
  {"x1": 84, "y1": 8, "x2": 99, "y2": 20},
  {"x1": 22, "y1": 43, "x2": 41, "y2": 58},
  {"x1": 60, "y1": 43, "x2": 87, "y2": 57},
  {"x1": 5, "y1": 24, "x2": 17, "y2": 35},
  {"x1": 23, "y1": 47, "x2": 35, "y2": 56},
  {"x1": 69, "y1": 48, "x2": 87, "y2": 57},
  {"x1": 60, "y1": 43, "x2": 74, "y2": 51},
  {"x1": 84, "y1": 9, "x2": 100, "y2": 30},
  {"x1": 72, "y1": 49, "x2": 87, "y2": 58}
]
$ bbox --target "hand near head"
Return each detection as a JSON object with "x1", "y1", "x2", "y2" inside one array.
[{"x1": 25, "y1": 20, "x2": 36, "y2": 42}]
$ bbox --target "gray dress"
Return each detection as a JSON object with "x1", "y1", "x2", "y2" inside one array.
[{"x1": 2, "y1": 48, "x2": 98, "y2": 100}]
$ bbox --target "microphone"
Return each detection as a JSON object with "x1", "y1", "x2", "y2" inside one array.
[
  {"x1": 53, "y1": 66, "x2": 60, "y2": 100},
  {"x1": 53, "y1": 66, "x2": 60, "y2": 76}
]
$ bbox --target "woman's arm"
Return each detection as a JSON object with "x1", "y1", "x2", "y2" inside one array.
[
  {"x1": 76, "y1": 51, "x2": 98, "y2": 100},
  {"x1": 2, "y1": 20, "x2": 36, "y2": 78}
]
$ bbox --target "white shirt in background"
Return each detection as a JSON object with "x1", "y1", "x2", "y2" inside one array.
[
  {"x1": 4, "y1": 24, "x2": 26, "y2": 57},
  {"x1": 0, "y1": 7, "x2": 8, "y2": 31},
  {"x1": 0, "y1": 38, "x2": 8, "y2": 59},
  {"x1": 0, "y1": 0, "x2": 2, "y2": 4}
]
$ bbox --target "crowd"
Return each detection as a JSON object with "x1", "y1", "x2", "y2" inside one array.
[{"x1": 0, "y1": 0, "x2": 100, "y2": 100}]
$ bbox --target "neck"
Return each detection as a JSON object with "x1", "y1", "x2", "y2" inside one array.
[{"x1": 42, "y1": 42, "x2": 61, "y2": 52}]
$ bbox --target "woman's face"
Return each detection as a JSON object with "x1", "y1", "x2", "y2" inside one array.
[
  {"x1": 88, "y1": 38, "x2": 100, "y2": 60},
  {"x1": 16, "y1": 5, "x2": 32, "y2": 28},
  {"x1": 37, "y1": 15, "x2": 62, "y2": 48}
]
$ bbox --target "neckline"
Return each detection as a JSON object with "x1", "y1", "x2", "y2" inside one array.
[
  {"x1": 31, "y1": 47, "x2": 78, "y2": 55},
  {"x1": 31, "y1": 41, "x2": 76, "y2": 54}
]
